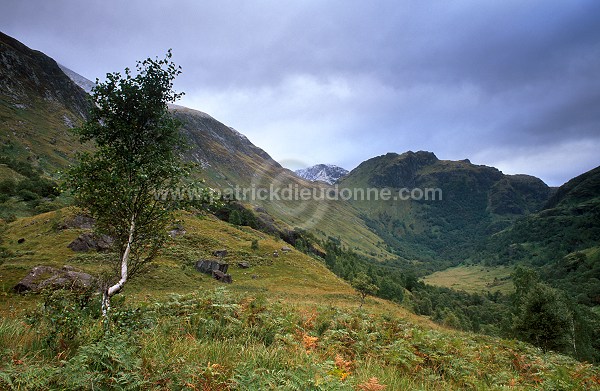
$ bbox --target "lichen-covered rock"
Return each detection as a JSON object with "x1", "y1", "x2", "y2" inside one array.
[
  {"x1": 14, "y1": 265, "x2": 95, "y2": 293},
  {"x1": 68, "y1": 232, "x2": 113, "y2": 252},
  {"x1": 59, "y1": 214, "x2": 95, "y2": 230}
]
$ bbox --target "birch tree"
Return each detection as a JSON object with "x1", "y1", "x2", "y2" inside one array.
[
  {"x1": 352, "y1": 272, "x2": 379, "y2": 308},
  {"x1": 66, "y1": 51, "x2": 186, "y2": 317}
]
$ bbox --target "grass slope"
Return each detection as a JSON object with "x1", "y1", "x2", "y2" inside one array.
[{"x1": 0, "y1": 209, "x2": 598, "y2": 389}]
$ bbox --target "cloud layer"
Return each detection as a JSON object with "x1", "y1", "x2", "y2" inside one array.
[{"x1": 2, "y1": 0, "x2": 599, "y2": 185}]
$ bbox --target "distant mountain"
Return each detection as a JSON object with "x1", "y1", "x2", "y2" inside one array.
[
  {"x1": 339, "y1": 151, "x2": 553, "y2": 269},
  {"x1": 484, "y1": 165, "x2": 600, "y2": 304},
  {"x1": 58, "y1": 64, "x2": 95, "y2": 93},
  {"x1": 295, "y1": 164, "x2": 348, "y2": 184}
]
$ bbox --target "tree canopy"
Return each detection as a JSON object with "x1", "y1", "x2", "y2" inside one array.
[{"x1": 66, "y1": 50, "x2": 187, "y2": 315}]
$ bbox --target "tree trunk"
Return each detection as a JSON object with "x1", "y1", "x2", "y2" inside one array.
[
  {"x1": 101, "y1": 215, "x2": 135, "y2": 317},
  {"x1": 571, "y1": 317, "x2": 577, "y2": 357}
]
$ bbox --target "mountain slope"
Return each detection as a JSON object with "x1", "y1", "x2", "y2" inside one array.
[
  {"x1": 172, "y1": 106, "x2": 391, "y2": 258},
  {"x1": 484, "y1": 165, "x2": 600, "y2": 304},
  {"x1": 0, "y1": 32, "x2": 390, "y2": 259},
  {"x1": 0, "y1": 31, "x2": 90, "y2": 174},
  {"x1": 295, "y1": 164, "x2": 348, "y2": 185},
  {"x1": 339, "y1": 151, "x2": 552, "y2": 270},
  {"x1": 58, "y1": 64, "x2": 95, "y2": 93}
]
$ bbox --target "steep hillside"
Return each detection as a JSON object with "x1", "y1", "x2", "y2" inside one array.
[
  {"x1": 171, "y1": 106, "x2": 391, "y2": 259},
  {"x1": 0, "y1": 31, "x2": 90, "y2": 173},
  {"x1": 339, "y1": 151, "x2": 552, "y2": 269},
  {"x1": 485, "y1": 165, "x2": 600, "y2": 304},
  {"x1": 58, "y1": 64, "x2": 95, "y2": 93},
  {"x1": 0, "y1": 33, "x2": 390, "y2": 258}
]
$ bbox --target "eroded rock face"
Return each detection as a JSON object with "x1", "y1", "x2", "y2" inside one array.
[
  {"x1": 14, "y1": 265, "x2": 95, "y2": 293},
  {"x1": 68, "y1": 232, "x2": 113, "y2": 252}
]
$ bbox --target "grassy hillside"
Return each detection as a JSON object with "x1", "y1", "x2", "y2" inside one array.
[
  {"x1": 339, "y1": 151, "x2": 552, "y2": 269},
  {"x1": 483, "y1": 165, "x2": 600, "y2": 305},
  {"x1": 174, "y1": 106, "x2": 393, "y2": 260},
  {"x1": 1, "y1": 209, "x2": 598, "y2": 389}
]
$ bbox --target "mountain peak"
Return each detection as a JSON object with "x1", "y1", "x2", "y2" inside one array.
[{"x1": 295, "y1": 164, "x2": 349, "y2": 185}]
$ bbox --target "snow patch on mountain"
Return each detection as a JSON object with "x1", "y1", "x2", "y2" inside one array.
[{"x1": 295, "y1": 164, "x2": 349, "y2": 185}]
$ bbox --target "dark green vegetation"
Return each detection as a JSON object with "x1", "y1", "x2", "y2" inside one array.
[
  {"x1": 316, "y1": 236, "x2": 600, "y2": 362},
  {"x1": 339, "y1": 151, "x2": 552, "y2": 269},
  {"x1": 483, "y1": 166, "x2": 600, "y2": 306},
  {"x1": 0, "y1": 156, "x2": 62, "y2": 218},
  {"x1": 335, "y1": 150, "x2": 600, "y2": 360}
]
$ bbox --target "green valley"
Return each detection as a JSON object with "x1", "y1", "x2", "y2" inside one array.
[{"x1": 1, "y1": 30, "x2": 599, "y2": 389}]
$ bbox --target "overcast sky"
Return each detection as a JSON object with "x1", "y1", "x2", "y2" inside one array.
[{"x1": 2, "y1": 0, "x2": 600, "y2": 186}]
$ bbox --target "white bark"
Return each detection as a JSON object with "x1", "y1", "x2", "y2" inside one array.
[
  {"x1": 571, "y1": 317, "x2": 577, "y2": 357},
  {"x1": 101, "y1": 215, "x2": 135, "y2": 317}
]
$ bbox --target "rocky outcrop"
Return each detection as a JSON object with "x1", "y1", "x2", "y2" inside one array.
[
  {"x1": 212, "y1": 270, "x2": 232, "y2": 283},
  {"x1": 14, "y1": 265, "x2": 95, "y2": 293},
  {"x1": 169, "y1": 225, "x2": 186, "y2": 238},
  {"x1": 195, "y1": 259, "x2": 229, "y2": 274},
  {"x1": 68, "y1": 232, "x2": 113, "y2": 252},
  {"x1": 59, "y1": 214, "x2": 95, "y2": 230}
]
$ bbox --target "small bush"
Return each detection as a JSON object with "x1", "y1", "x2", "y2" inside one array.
[
  {"x1": 26, "y1": 288, "x2": 101, "y2": 353},
  {"x1": 17, "y1": 189, "x2": 39, "y2": 201},
  {"x1": 0, "y1": 179, "x2": 16, "y2": 195}
]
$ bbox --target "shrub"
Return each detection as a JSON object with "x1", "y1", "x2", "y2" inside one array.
[
  {"x1": 17, "y1": 189, "x2": 38, "y2": 201},
  {"x1": 26, "y1": 288, "x2": 101, "y2": 353},
  {"x1": 0, "y1": 179, "x2": 16, "y2": 195}
]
